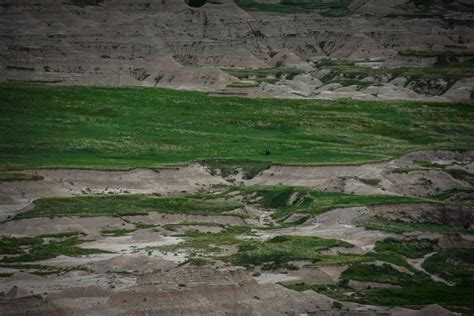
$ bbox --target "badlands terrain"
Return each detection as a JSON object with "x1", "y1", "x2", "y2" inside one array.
[
  {"x1": 0, "y1": 0, "x2": 474, "y2": 101},
  {"x1": 0, "y1": 0, "x2": 474, "y2": 315}
]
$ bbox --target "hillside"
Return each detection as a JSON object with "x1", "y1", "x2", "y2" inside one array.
[{"x1": 0, "y1": 0, "x2": 473, "y2": 101}]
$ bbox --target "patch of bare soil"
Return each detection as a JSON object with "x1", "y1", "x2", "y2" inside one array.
[
  {"x1": 0, "y1": 270, "x2": 135, "y2": 297},
  {"x1": 0, "y1": 294, "x2": 68, "y2": 316},
  {"x1": 0, "y1": 164, "x2": 227, "y2": 220},
  {"x1": 169, "y1": 224, "x2": 223, "y2": 233},
  {"x1": 406, "y1": 253, "x2": 453, "y2": 285},
  {"x1": 80, "y1": 235, "x2": 185, "y2": 262},
  {"x1": 287, "y1": 265, "x2": 349, "y2": 285},
  {"x1": 257, "y1": 207, "x2": 396, "y2": 250},
  {"x1": 0, "y1": 150, "x2": 470, "y2": 314},
  {"x1": 0, "y1": 216, "x2": 132, "y2": 237},
  {"x1": 123, "y1": 213, "x2": 247, "y2": 227},
  {"x1": 103, "y1": 265, "x2": 388, "y2": 315},
  {"x1": 84, "y1": 255, "x2": 176, "y2": 275},
  {"x1": 246, "y1": 150, "x2": 474, "y2": 197},
  {"x1": 369, "y1": 203, "x2": 474, "y2": 228},
  {"x1": 438, "y1": 233, "x2": 474, "y2": 249}
]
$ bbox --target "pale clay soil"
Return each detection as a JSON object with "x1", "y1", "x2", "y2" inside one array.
[{"x1": 0, "y1": 150, "x2": 472, "y2": 315}]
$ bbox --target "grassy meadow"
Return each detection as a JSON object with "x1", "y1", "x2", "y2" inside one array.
[{"x1": 0, "y1": 82, "x2": 473, "y2": 170}]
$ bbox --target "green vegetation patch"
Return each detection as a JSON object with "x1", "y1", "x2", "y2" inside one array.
[
  {"x1": 133, "y1": 222, "x2": 158, "y2": 229},
  {"x1": 359, "y1": 282, "x2": 474, "y2": 314},
  {"x1": 101, "y1": 228, "x2": 137, "y2": 237},
  {"x1": 0, "y1": 237, "x2": 43, "y2": 255},
  {"x1": 357, "y1": 178, "x2": 381, "y2": 186},
  {"x1": 289, "y1": 257, "x2": 474, "y2": 313},
  {"x1": 179, "y1": 257, "x2": 209, "y2": 267},
  {"x1": 227, "y1": 81, "x2": 259, "y2": 88},
  {"x1": 158, "y1": 226, "x2": 251, "y2": 254},
  {"x1": 342, "y1": 262, "x2": 427, "y2": 285},
  {"x1": 422, "y1": 248, "x2": 474, "y2": 284},
  {"x1": 71, "y1": 0, "x2": 104, "y2": 7},
  {"x1": 242, "y1": 186, "x2": 425, "y2": 219},
  {"x1": 374, "y1": 238, "x2": 437, "y2": 259},
  {"x1": 0, "y1": 236, "x2": 108, "y2": 263},
  {"x1": 159, "y1": 226, "x2": 363, "y2": 269},
  {"x1": 16, "y1": 194, "x2": 242, "y2": 219},
  {"x1": 234, "y1": 0, "x2": 351, "y2": 16},
  {"x1": 1, "y1": 83, "x2": 473, "y2": 170},
  {"x1": 0, "y1": 172, "x2": 43, "y2": 182},
  {"x1": 430, "y1": 188, "x2": 474, "y2": 202},
  {"x1": 229, "y1": 235, "x2": 353, "y2": 270}
]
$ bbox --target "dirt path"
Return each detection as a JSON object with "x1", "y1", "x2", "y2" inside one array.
[{"x1": 406, "y1": 252, "x2": 453, "y2": 286}]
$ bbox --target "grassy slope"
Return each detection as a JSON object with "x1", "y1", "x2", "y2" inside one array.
[
  {"x1": 16, "y1": 194, "x2": 242, "y2": 219},
  {"x1": 0, "y1": 82, "x2": 472, "y2": 170},
  {"x1": 422, "y1": 248, "x2": 474, "y2": 284},
  {"x1": 287, "y1": 238, "x2": 474, "y2": 313},
  {"x1": 241, "y1": 186, "x2": 427, "y2": 219}
]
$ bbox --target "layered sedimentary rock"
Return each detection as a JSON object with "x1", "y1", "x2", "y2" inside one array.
[{"x1": 0, "y1": 0, "x2": 473, "y2": 99}]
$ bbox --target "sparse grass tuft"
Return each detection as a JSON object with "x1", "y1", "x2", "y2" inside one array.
[
  {"x1": 357, "y1": 178, "x2": 381, "y2": 186},
  {"x1": 0, "y1": 172, "x2": 43, "y2": 182},
  {"x1": 203, "y1": 159, "x2": 271, "y2": 179},
  {"x1": 227, "y1": 81, "x2": 259, "y2": 88}
]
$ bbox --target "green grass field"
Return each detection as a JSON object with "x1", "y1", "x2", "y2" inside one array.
[
  {"x1": 0, "y1": 82, "x2": 473, "y2": 170},
  {"x1": 15, "y1": 194, "x2": 243, "y2": 219},
  {"x1": 374, "y1": 238, "x2": 437, "y2": 259}
]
